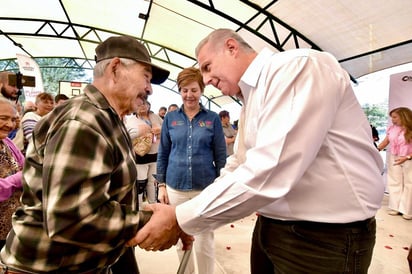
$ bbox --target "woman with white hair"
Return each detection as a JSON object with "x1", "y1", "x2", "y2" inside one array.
[{"x1": 0, "y1": 97, "x2": 25, "y2": 249}]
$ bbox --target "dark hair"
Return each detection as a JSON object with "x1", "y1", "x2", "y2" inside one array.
[
  {"x1": 55, "y1": 94, "x2": 69, "y2": 103},
  {"x1": 168, "y1": 103, "x2": 179, "y2": 111},
  {"x1": 219, "y1": 110, "x2": 229, "y2": 119}
]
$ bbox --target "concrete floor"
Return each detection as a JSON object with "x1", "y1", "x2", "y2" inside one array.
[{"x1": 135, "y1": 194, "x2": 411, "y2": 274}]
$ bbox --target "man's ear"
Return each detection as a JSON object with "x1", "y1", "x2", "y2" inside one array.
[
  {"x1": 225, "y1": 38, "x2": 238, "y2": 55},
  {"x1": 108, "y1": 57, "x2": 122, "y2": 81}
]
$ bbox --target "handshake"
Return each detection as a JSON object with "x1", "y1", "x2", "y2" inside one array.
[{"x1": 126, "y1": 203, "x2": 194, "y2": 251}]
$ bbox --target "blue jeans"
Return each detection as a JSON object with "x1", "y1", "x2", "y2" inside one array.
[{"x1": 251, "y1": 216, "x2": 376, "y2": 274}]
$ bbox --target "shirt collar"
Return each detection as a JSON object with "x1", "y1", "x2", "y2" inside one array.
[
  {"x1": 83, "y1": 84, "x2": 112, "y2": 111},
  {"x1": 179, "y1": 103, "x2": 207, "y2": 114},
  {"x1": 238, "y1": 48, "x2": 274, "y2": 102}
]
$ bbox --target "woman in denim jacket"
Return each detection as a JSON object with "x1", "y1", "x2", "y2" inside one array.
[{"x1": 156, "y1": 67, "x2": 226, "y2": 274}]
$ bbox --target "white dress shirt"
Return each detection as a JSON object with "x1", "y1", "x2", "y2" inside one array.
[{"x1": 176, "y1": 48, "x2": 385, "y2": 235}]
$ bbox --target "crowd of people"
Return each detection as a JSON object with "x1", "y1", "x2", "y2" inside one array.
[{"x1": 0, "y1": 31, "x2": 411, "y2": 274}]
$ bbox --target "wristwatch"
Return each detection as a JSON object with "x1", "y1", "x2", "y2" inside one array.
[
  {"x1": 407, "y1": 155, "x2": 412, "y2": 160},
  {"x1": 157, "y1": 182, "x2": 167, "y2": 187}
]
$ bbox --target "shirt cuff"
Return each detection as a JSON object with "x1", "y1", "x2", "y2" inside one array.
[{"x1": 176, "y1": 199, "x2": 205, "y2": 235}]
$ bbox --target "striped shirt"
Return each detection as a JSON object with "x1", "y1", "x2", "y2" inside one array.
[
  {"x1": 21, "y1": 111, "x2": 41, "y2": 142},
  {"x1": 0, "y1": 85, "x2": 142, "y2": 273}
]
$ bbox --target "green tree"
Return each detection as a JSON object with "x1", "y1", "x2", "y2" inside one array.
[
  {"x1": 36, "y1": 58, "x2": 92, "y2": 95},
  {"x1": 362, "y1": 103, "x2": 388, "y2": 128}
]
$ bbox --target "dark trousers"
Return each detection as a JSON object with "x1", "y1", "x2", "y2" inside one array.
[
  {"x1": 251, "y1": 216, "x2": 376, "y2": 274},
  {"x1": 111, "y1": 247, "x2": 139, "y2": 274}
]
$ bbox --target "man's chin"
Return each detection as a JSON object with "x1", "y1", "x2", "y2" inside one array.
[
  {"x1": 219, "y1": 89, "x2": 230, "y2": 96},
  {"x1": 221, "y1": 90, "x2": 237, "y2": 97},
  {"x1": 219, "y1": 86, "x2": 238, "y2": 96},
  {"x1": 1, "y1": 92, "x2": 17, "y2": 100}
]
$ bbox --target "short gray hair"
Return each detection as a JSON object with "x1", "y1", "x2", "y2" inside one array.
[
  {"x1": 195, "y1": 28, "x2": 254, "y2": 57},
  {"x1": 93, "y1": 58, "x2": 137, "y2": 78}
]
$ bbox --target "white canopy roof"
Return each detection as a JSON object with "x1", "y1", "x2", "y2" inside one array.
[{"x1": 1, "y1": 0, "x2": 411, "y2": 107}]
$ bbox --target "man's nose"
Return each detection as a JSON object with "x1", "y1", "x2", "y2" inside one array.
[
  {"x1": 146, "y1": 84, "x2": 153, "y2": 96},
  {"x1": 6, "y1": 118, "x2": 15, "y2": 128},
  {"x1": 203, "y1": 74, "x2": 212, "y2": 86}
]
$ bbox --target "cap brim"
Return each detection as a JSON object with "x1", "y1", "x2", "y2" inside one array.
[{"x1": 150, "y1": 64, "x2": 170, "y2": 85}]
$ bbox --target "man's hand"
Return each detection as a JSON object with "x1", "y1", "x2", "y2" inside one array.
[{"x1": 126, "y1": 203, "x2": 194, "y2": 251}]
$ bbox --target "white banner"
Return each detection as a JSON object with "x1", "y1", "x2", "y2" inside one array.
[
  {"x1": 16, "y1": 54, "x2": 44, "y2": 102},
  {"x1": 388, "y1": 70, "x2": 412, "y2": 112}
]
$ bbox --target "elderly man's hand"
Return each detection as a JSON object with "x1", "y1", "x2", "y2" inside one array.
[{"x1": 126, "y1": 203, "x2": 194, "y2": 251}]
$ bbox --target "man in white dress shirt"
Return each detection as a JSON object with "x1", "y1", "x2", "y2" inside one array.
[{"x1": 127, "y1": 29, "x2": 385, "y2": 273}]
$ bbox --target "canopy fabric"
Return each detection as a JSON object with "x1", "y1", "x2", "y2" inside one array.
[{"x1": 1, "y1": 0, "x2": 411, "y2": 107}]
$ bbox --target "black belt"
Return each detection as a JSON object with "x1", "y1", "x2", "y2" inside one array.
[{"x1": 260, "y1": 215, "x2": 375, "y2": 229}]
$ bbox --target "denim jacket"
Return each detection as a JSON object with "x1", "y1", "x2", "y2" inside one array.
[{"x1": 156, "y1": 105, "x2": 226, "y2": 190}]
